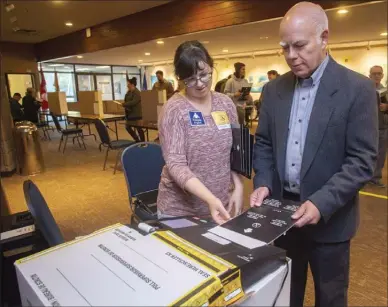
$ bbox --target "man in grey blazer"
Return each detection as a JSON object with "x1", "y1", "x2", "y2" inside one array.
[{"x1": 250, "y1": 2, "x2": 378, "y2": 307}]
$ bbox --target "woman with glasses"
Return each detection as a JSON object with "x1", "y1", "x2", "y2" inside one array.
[{"x1": 157, "y1": 40, "x2": 244, "y2": 224}]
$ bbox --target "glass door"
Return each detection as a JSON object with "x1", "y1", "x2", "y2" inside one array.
[{"x1": 96, "y1": 75, "x2": 113, "y2": 101}]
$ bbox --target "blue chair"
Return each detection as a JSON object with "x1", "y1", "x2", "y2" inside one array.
[
  {"x1": 94, "y1": 119, "x2": 134, "y2": 174},
  {"x1": 23, "y1": 180, "x2": 65, "y2": 247},
  {"x1": 121, "y1": 142, "x2": 165, "y2": 219}
]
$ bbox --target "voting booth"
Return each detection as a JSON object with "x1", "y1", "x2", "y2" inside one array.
[
  {"x1": 140, "y1": 89, "x2": 166, "y2": 122},
  {"x1": 47, "y1": 92, "x2": 68, "y2": 115},
  {"x1": 78, "y1": 91, "x2": 104, "y2": 116}
]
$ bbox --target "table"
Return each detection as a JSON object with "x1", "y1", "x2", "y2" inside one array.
[
  {"x1": 125, "y1": 119, "x2": 158, "y2": 141},
  {"x1": 65, "y1": 112, "x2": 125, "y2": 140}
]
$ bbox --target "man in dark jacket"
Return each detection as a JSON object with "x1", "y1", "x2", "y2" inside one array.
[
  {"x1": 9, "y1": 93, "x2": 24, "y2": 122},
  {"x1": 122, "y1": 77, "x2": 145, "y2": 142},
  {"x1": 251, "y1": 3, "x2": 377, "y2": 306},
  {"x1": 22, "y1": 88, "x2": 41, "y2": 123}
]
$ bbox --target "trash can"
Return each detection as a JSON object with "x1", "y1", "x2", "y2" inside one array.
[{"x1": 14, "y1": 121, "x2": 45, "y2": 176}]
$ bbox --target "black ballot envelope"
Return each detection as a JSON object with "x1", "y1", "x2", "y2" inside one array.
[
  {"x1": 209, "y1": 198, "x2": 301, "y2": 249},
  {"x1": 231, "y1": 124, "x2": 253, "y2": 178}
]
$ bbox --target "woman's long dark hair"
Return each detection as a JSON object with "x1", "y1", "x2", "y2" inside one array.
[{"x1": 174, "y1": 40, "x2": 214, "y2": 80}]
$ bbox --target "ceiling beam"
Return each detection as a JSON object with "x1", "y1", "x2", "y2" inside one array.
[{"x1": 34, "y1": 0, "x2": 374, "y2": 62}]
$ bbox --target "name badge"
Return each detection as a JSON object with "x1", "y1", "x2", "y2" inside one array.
[
  {"x1": 211, "y1": 111, "x2": 231, "y2": 130},
  {"x1": 189, "y1": 111, "x2": 206, "y2": 126}
]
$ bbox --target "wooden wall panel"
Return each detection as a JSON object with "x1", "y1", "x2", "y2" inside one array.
[{"x1": 35, "y1": 0, "x2": 372, "y2": 61}]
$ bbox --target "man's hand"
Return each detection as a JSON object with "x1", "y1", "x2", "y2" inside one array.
[
  {"x1": 208, "y1": 198, "x2": 231, "y2": 224},
  {"x1": 250, "y1": 187, "x2": 270, "y2": 207},
  {"x1": 291, "y1": 200, "x2": 321, "y2": 227},
  {"x1": 379, "y1": 103, "x2": 388, "y2": 112},
  {"x1": 234, "y1": 90, "x2": 242, "y2": 98}
]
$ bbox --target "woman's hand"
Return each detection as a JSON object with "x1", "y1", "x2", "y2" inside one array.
[
  {"x1": 208, "y1": 198, "x2": 231, "y2": 225},
  {"x1": 227, "y1": 186, "x2": 244, "y2": 217}
]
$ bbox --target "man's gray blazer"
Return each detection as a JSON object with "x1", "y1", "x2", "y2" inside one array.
[{"x1": 253, "y1": 57, "x2": 378, "y2": 243}]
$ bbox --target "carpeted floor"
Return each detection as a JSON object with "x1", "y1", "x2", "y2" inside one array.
[{"x1": 2, "y1": 120, "x2": 387, "y2": 306}]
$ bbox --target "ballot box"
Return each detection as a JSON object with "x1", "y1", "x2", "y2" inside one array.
[{"x1": 14, "y1": 224, "x2": 244, "y2": 306}]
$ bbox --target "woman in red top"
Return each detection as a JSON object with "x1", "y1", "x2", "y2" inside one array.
[{"x1": 157, "y1": 40, "x2": 244, "y2": 224}]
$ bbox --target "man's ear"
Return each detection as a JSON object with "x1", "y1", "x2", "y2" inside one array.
[{"x1": 321, "y1": 30, "x2": 329, "y2": 49}]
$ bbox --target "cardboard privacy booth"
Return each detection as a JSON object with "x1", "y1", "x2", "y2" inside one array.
[
  {"x1": 140, "y1": 89, "x2": 166, "y2": 122},
  {"x1": 14, "y1": 224, "x2": 244, "y2": 306},
  {"x1": 78, "y1": 91, "x2": 104, "y2": 116},
  {"x1": 47, "y1": 92, "x2": 68, "y2": 115}
]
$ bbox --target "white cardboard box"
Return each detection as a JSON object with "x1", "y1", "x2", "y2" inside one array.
[{"x1": 15, "y1": 224, "x2": 234, "y2": 306}]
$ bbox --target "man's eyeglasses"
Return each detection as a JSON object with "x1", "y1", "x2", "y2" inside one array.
[
  {"x1": 371, "y1": 72, "x2": 383, "y2": 76},
  {"x1": 184, "y1": 73, "x2": 212, "y2": 88}
]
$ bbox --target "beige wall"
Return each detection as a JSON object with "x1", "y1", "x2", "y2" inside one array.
[
  {"x1": 1, "y1": 42, "x2": 39, "y2": 94},
  {"x1": 146, "y1": 44, "x2": 388, "y2": 100}
]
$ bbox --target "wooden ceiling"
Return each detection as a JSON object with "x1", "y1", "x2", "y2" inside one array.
[{"x1": 23, "y1": 0, "x2": 378, "y2": 61}]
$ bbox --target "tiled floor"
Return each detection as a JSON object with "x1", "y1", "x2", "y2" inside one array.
[{"x1": 2, "y1": 121, "x2": 387, "y2": 306}]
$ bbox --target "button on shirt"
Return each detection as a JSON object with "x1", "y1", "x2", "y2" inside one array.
[{"x1": 285, "y1": 56, "x2": 329, "y2": 194}]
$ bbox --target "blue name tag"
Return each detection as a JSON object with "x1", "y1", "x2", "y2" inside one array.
[{"x1": 189, "y1": 111, "x2": 206, "y2": 126}]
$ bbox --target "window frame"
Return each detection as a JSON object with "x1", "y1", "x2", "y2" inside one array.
[{"x1": 38, "y1": 63, "x2": 141, "y2": 102}]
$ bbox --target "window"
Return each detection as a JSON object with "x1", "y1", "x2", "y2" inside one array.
[
  {"x1": 112, "y1": 66, "x2": 140, "y2": 74},
  {"x1": 75, "y1": 65, "x2": 111, "y2": 74},
  {"x1": 77, "y1": 75, "x2": 95, "y2": 91},
  {"x1": 58, "y1": 73, "x2": 76, "y2": 102},
  {"x1": 39, "y1": 62, "x2": 140, "y2": 102},
  {"x1": 96, "y1": 75, "x2": 113, "y2": 101},
  {"x1": 41, "y1": 72, "x2": 76, "y2": 102},
  {"x1": 113, "y1": 74, "x2": 140, "y2": 100}
]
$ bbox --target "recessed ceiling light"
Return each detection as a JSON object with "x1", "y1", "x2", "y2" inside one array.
[
  {"x1": 337, "y1": 9, "x2": 348, "y2": 14},
  {"x1": 380, "y1": 32, "x2": 388, "y2": 36},
  {"x1": 156, "y1": 40, "x2": 164, "y2": 45},
  {"x1": 145, "y1": 52, "x2": 151, "y2": 56},
  {"x1": 138, "y1": 60, "x2": 143, "y2": 62},
  {"x1": 77, "y1": 55, "x2": 83, "y2": 59},
  {"x1": 202, "y1": 41, "x2": 210, "y2": 44},
  {"x1": 222, "y1": 49, "x2": 229, "y2": 53},
  {"x1": 65, "y1": 22, "x2": 73, "y2": 27},
  {"x1": 260, "y1": 36, "x2": 269, "y2": 40}
]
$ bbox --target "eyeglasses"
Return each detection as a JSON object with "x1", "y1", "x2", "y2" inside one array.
[
  {"x1": 371, "y1": 72, "x2": 383, "y2": 76},
  {"x1": 183, "y1": 72, "x2": 212, "y2": 88}
]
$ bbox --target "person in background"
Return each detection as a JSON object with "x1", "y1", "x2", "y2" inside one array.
[
  {"x1": 122, "y1": 77, "x2": 145, "y2": 142},
  {"x1": 9, "y1": 93, "x2": 24, "y2": 122},
  {"x1": 22, "y1": 88, "x2": 41, "y2": 124},
  {"x1": 224, "y1": 62, "x2": 253, "y2": 125},
  {"x1": 250, "y1": 2, "x2": 377, "y2": 306},
  {"x1": 254, "y1": 70, "x2": 281, "y2": 120},
  {"x1": 152, "y1": 70, "x2": 175, "y2": 100},
  {"x1": 369, "y1": 65, "x2": 388, "y2": 187},
  {"x1": 267, "y1": 69, "x2": 280, "y2": 80},
  {"x1": 214, "y1": 74, "x2": 231, "y2": 93},
  {"x1": 157, "y1": 40, "x2": 244, "y2": 224}
]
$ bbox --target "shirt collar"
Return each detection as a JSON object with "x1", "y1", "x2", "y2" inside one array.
[{"x1": 297, "y1": 55, "x2": 329, "y2": 87}]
